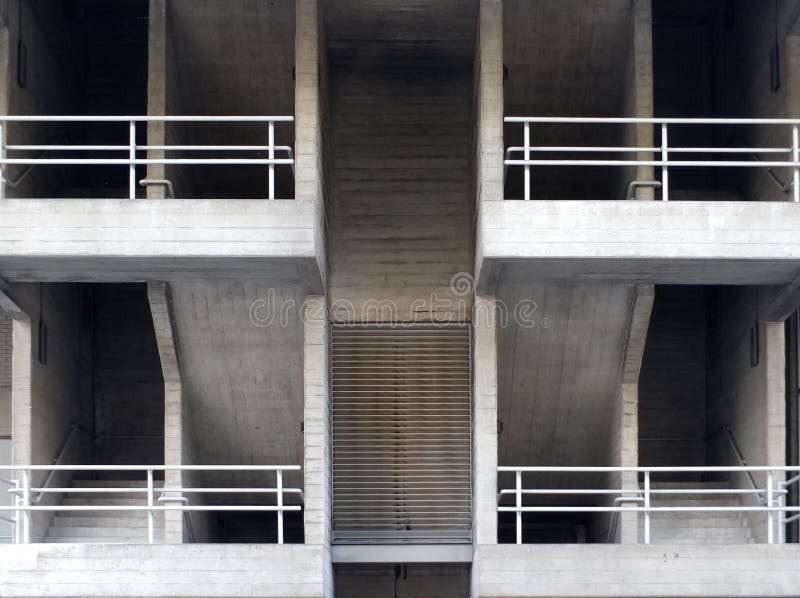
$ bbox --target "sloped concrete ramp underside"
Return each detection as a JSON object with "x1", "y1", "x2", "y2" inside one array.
[
  {"x1": 496, "y1": 283, "x2": 635, "y2": 479},
  {"x1": 168, "y1": 280, "x2": 305, "y2": 493}
]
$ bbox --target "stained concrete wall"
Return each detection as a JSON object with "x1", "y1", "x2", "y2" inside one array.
[
  {"x1": 0, "y1": 0, "x2": 84, "y2": 198},
  {"x1": 8, "y1": 282, "x2": 93, "y2": 541},
  {"x1": 706, "y1": 286, "x2": 786, "y2": 542},
  {"x1": 639, "y1": 286, "x2": 708, "y2": 468},
  {"x1": 92, "y1": 284, "x2": 163, "y2": 468}
]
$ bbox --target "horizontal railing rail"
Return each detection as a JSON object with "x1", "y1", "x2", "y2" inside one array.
[
  {"x1": 1, "y1": 464, "x2": 301, "y2": 545},
  {"x1": 504, "y1": 117, "x2": 800, "y2": 202},
  {"x1": 0, "y1": 116, "x2": 294, "y2": 200},
  {"x1": 498, "y1": 466, "x2": 800, "y2": 546}
]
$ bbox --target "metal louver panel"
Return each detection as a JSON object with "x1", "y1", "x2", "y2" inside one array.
[{"x1": 331, "y1": 323, "x2": 472, "y2": 544}]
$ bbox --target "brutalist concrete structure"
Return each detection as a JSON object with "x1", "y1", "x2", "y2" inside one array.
[{"x1": 2, "y1": 1, "x2": 800, "y2": 596}]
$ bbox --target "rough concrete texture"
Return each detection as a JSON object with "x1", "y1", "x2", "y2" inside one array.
[
  {"x1": 0, "y1": 544, "x2": 329, "y2": 597},
  {"x1": 475, "y1": 544, "x2": 800, "y2": 597}
]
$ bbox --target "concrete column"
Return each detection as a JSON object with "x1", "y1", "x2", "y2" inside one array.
[
  {"x1": 473, "y1": 295, "x2": 498, "y2": 546},
  {"x1": 765, "y1": 322, "x2": 786, "y2": 468},
  {"x1": 147, "y1": 283, "x2": 184, "y2": 543},
  {"x1": 295, "y1": 0, "x2": 322, "y2": 203},
  {"x1": 476, "y1": 0, "x2": 503, "y2": 204},
  {"x1": 631, "y1": 0, "x2": 654, "y2": 200},
  {"x1": 614, "y1": 285, "x2": 654, "y2": 543},
  {"x1": 10, "y1": 317, "x2": 31, "y2": 467},
  {"x1": 146, "y1": 0, "x2": 168, "y2": 200},
  {"x1": 302, "y1": 296, "x2": 333, "y2": 597}
]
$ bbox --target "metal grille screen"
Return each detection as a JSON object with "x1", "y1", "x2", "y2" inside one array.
[{"x1": 331, "y1": 323, "x2": 472, "y2": 544}]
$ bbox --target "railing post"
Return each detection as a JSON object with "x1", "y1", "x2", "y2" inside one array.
[
  {"x1": 276, "y1": 468, "x2": 284, "y2": 545},
  {"x1": 792, "y1": 126, "x2": 799, "y2": 203},
  {"x1": 660, "y1": 123, "x2": 669, "y2": 202},
  {"x1": 779, "y1": 483, "x2": 786, "y2": 544},
  {"x1": 523, "y1": 122, "x2": 531, "y2": 201},
  {"x1": 129, "y1": 121, "x2": 137, "y2": 200},
  {"x1": 767, "y1": 470, "x2": 774, "y2": 544},
  {"x1": 13, "y1": 478, "x2": 20, "y2": 544},
  {"x1": 147, "y1": 468, "x2": 154, "y2": 545},
  {"x1": 515, "y1": 469, "x2": 522, "y2": 545},
  {"x1": 21, "y1": 469, "x2": 30, "y2": 543},
  {"x1": 268, "y1": 121, "x2": 275, "y2": 200},
  {"x1": 0, "y1": 121, "x2": 6, "y2": 199},
  {"x1": 643, "y1": 471, "x2": 650, "y2": 545}
]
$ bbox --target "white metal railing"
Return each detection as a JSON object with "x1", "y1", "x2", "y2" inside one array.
[
  {"x1": 498, "y1": 466, "x2": 800, "y2": 545},
  {"x1": 504, "y1": 117, "x2": 800, "y2": 202},
  {"x1": 0, "y1": 116, "x2": 295, "y2": 200},
  {"x1": 1, "y1": 464, "x2": 301, "y2": 545}
]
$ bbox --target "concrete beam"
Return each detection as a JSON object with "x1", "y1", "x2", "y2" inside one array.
[{"x1": 477, "y1": 200, "x2": 800, "y2": 288}]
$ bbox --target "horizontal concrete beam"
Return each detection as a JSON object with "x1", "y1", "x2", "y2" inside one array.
[
  {"x1": 332, "y1": 544, "x2": 473, "y2": 564},
  {"x1": 0, "y1": 199, "x2": 324, "y2": 290},
  {"x1": 477, "y1": 200, "x2": 800, "y2": 289},
  {"x1": 0, "y1": 544, "x2": 329, "y2": 597},
  {"x1": 475, "y1": 544, "x2": 800, "y2": 597}
]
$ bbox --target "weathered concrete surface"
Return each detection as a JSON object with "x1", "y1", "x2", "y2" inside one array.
[
  {"x1": 0, "y1": 199, "x2": 323, "y2": 290},
  {"x1": 0, "y1": 544, "x2": 328, "y2": 597},
  {"x1": 474, "y1": 544, "x2": 800, "y2": 597},
  {"x1": 477, "y1": 201, "x2": 800, "y2": 289}
]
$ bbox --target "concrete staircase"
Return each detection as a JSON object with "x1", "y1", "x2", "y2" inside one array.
[
  {"x1": 639, "y1": 481, "x2": 754, "y2": 544},
  {"x1": 45, "y1": 478, "x2": 165, "y2": 544}
]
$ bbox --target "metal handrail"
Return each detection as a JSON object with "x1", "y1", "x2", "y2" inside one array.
[
  {"x1": 0, "y1": 116, "x2": 295, "y2": 200},
  {"x1": 717, "y1": 425, "x2": 765, "y2": 504},
  {"x1": 3, "y1": 464, "x2": 301, "y2": 544},
  {"x1": 504, "y1": 117, "x2": 800, "y2": 202},
  {"x1": 33, "y1": 423, "x2": 92, "y2": 504},
  {"x1": 1, "y1": 130, "x2": 70, "y2": 190},
  {"x1": 499, "y1": 465, "x2": 797, "y2": 546}
]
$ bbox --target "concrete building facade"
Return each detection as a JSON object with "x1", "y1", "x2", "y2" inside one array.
[{"x1": 1, "y1": 0, "x2": 800, "y2": 596}]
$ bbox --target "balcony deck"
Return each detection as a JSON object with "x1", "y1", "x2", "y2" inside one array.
[
  {"x1": 0, "y1": 198, "x2": 323, "y2": 290},
  {"x1": 474, "y1": 544, "x2": 800, "y2": 597},
  {"x1": 0, "y1": 543, "x2": 328, "y2": 598},
  {"x1": 476, "y1": 199, "x2": 800, "y2": 291}
]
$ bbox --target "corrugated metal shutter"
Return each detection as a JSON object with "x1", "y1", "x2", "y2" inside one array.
[{"x1": 331, "y1": 323, "x2": 472, "y2": 544}]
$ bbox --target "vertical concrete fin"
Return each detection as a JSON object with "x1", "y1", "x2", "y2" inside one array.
[
  {"x1": 612, "y1": 284, "x2": 654, "y2": 543},
  {"x1": 473, "y1": 294, "x2": 498, "y2": 547},
  {"x1": 302, "y1": 295, "x2": 333, "y2": 596},
  {"x1": 146, "y1": 281, "x2": 185, "y2": 543}
]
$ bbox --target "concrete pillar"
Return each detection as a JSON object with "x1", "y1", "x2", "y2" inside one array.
[
  {"x1": 629, "y1": 0, "x2": 655, "y2": 200},
  {"x1": 476, "y1": 0, "x2": 504, "y2": 204},
  {"x1": 302, "y1": 296, "x2": 333, "y2": 597},
  {"x1": 614, "y1": 285, "x2": 653, "y2": 543},
  {"x1": 765, "y1": 322, "x2": 786, "y2": 467},
  {"x1": 295, "y1": 0, "x2": 322, "y2": 203},
  {"x1": 147, "y1": 283, "x2": 185, "y2": 543},
  {"x1": 473, "y1": 295, "x2": 498, "y2": 546},
  {"x1": 146, "y1": 0, "x2": 168, "y2": 199}
]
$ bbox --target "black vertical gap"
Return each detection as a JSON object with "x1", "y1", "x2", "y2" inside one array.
[{"x1": 785, "y1": 310, "x2": 800, "y2": 543}]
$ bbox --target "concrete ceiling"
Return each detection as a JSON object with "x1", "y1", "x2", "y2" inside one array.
[
  {"x1": 503, "y1": 0, "x2": 632, "y2": 116},
  {"x1": 168, "y1": 280, "x2": 304, "y2": 499},
  {"x1": 324, "y1": 0, "x2": 478, "y2": 65},
  {"x1": 496, "y1": 283, "x2": 635, "y2": 473}
]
